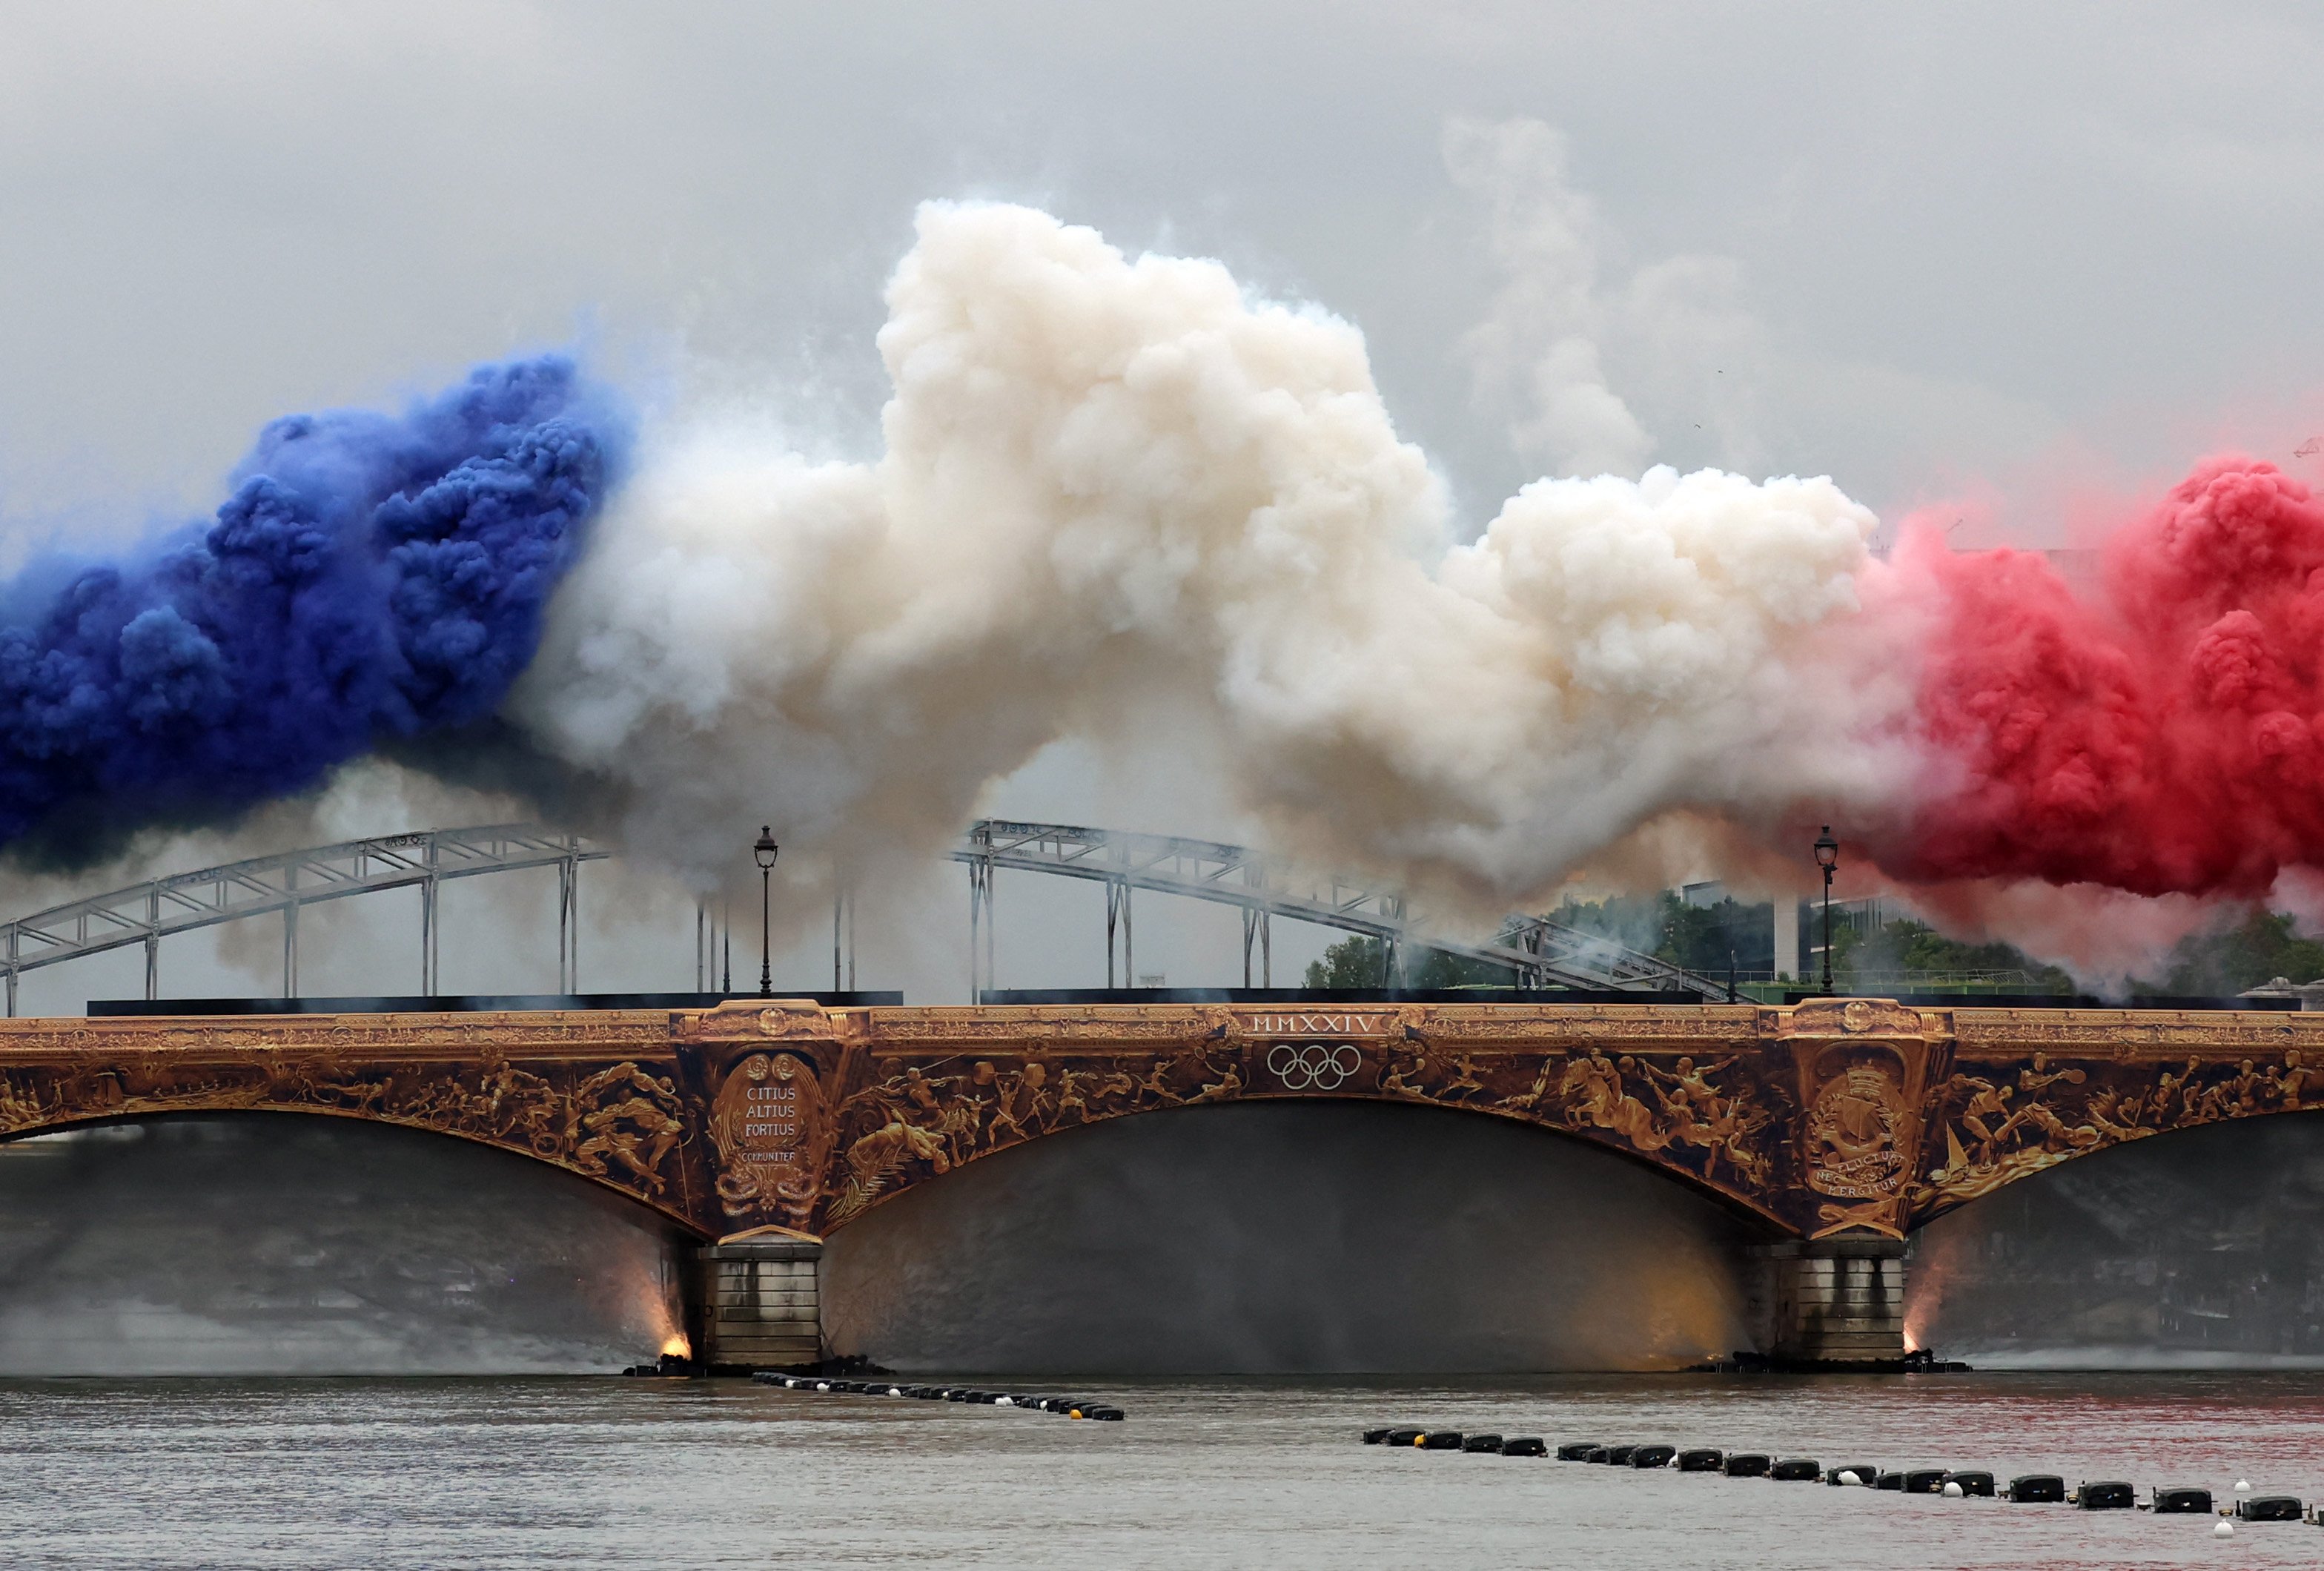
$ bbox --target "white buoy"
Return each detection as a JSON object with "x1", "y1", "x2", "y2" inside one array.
[
  {"x1": 1941, "y1": 1481, "x2": 1964, "y2": 1498},
  {"x1": 1838, "y1": 1470, "x2": 1862, "y2": 1486},
  {"x1": 2235, "y1": 1479, "x2": 2253, "y2": 1495},
  {"x1": 996, "y1": 1396, "x2": 1014, "y2": 1406},
  {"x1": 888, "y1": 1387, "x2": 903, "y2": 1397},
  {"x1": 1667, "y1": 1456, "x2": 1681, "y2": 1469},
  {"x1": 2216, "y1": 1520, "x2": 2235, "y2": 1538},
  {"x1": 815, "y1": 1381, "x2": 830, "y2": 1392}
]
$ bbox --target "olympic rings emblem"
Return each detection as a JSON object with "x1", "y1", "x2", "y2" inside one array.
[{"x1": 1265, "y1": 1042, "x2": 1362, "y2": 1092}]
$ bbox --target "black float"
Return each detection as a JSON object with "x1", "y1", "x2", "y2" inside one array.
[
  {"x1": 1359, "y1": 1412, "x2": 2299, "y2": 1544},
  {"x1": 2235, "y1": 1495, "x2": 2303, "y2": 1522},
  {"x1": 752, "y1": 1372, "x2": 1123, "y2": 1419}
]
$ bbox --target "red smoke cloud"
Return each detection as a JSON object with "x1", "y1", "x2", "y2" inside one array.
[{"x1": 1870, "y1": 457, "x2": 2324, "y2": 898}]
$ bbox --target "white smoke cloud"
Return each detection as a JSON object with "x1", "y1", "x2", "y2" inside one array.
[
  {"x1": 1445, "y1": 117, "x2": 1652, "y2": 480},
  {"x1": 511, "y1": 201, "x2": 1907, "y2": 923},
  {"x1": 1445, "y1": 116, "x2": 1772, "y2": 481}
]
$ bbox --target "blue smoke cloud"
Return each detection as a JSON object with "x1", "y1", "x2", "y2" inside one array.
[{"x1": 0, "y1": 356, "x2": 618, "y2": 853}]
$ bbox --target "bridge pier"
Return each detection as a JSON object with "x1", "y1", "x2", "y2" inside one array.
[
  {"x1": 695, "y1": 1236, "x2": 824, "y2": 1371},
  {"x1": 1755, "y1": 1237, "x2": 1908, "y2": 1366}
]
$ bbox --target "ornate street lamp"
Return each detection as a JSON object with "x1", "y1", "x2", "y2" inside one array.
[
  {"x1": 1813, "y1": 824, "x2": 1839, "y2": 995},
  {"x1": 754, "y1": 826, "x2": 780, "y2": 996}
]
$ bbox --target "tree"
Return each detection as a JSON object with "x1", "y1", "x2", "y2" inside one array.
[
  {"x1": 1409, "y1": 947, "x2": 1512, "y2": 988},
  {"x1": 1303, "y1": 934, "x2": 1390, "y2": 988},
  {"x1": 1656, "y1": 894, "x2": 1775, "y2": 976},
  {"x1": 2137, "y1": 910, "x2": 2324, "y2": 996},
  {"x1": 1836, "y1": 919, "x2": 2073, "y2": 993},
  {"x1": 1300, "y1": 933, "x2": 1513, "y2": 990},
  {"x1": 1548, "y1": 893, "x2": 1665, "y2": 953}
]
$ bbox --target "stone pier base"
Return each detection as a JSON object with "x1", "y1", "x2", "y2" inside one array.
[
  {"x1": 1755, "y1": 1236, "x2": 1907, "y2": 1365},
  {"x1": 696, "y1": 1237, "x2": 822, "y2": 1370}
]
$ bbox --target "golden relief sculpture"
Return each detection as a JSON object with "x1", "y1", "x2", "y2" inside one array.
[
  {"x1": 1769, "y1": 999, "x2": 1939, "y2": 1238},
  {"x1": 0, "y1": 1012, "x2": 709, "y2": 1226},
  {"x1": 806, "y1": 1008, "x2": 1795, "y2": 1233},
  {"x1": 1908, "y1": 1042, "x2": 2324, "y2": 1223},
  {"x1": 0, "y1": 997, "x2": 2320, "y2": 1241},
  {"x1": 709, "y1": 1050, "x2": 833, "y2": 1229},
  {"x1": 1801, "y1": 1058, "x2": 1912, "y2": 1234}
]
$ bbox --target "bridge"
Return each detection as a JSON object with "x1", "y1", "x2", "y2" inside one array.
[
  {"x1": 0, "y1": 993, "x2": 2311, "y2": 1369},
  {"x1": 0, "y1": 818, "x2": 1721, "y2": 1013},
  {"x1": 950, "y1": 819, "x2": 1727, "y2": 994}
]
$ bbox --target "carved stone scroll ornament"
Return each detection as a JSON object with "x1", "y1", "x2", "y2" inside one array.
[
  {"x1": 710, "y1": 1051, "x2": 832, "y2": 1227},
  {"x1": 1779, "y1": 1001, "x2": 1939, "y2": 1239}
]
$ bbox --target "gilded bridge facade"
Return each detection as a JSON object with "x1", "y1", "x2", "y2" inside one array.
[
  {"x1": 0, "y1": 996, "x2": 2319, "y2": 1238},
  {"x1": 1, "y1": 996, "x2": 2320, "y2": 1363}
]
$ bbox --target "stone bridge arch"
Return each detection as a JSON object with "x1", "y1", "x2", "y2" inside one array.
[
  {"x1": 0, "y1": 1010, "x2": 718, "y2": 1236},
  {"x1": 574, "y1": 995, "x2": 2324, "y2": 1244},
  {"x1": 7, "y1": 996, "x2": 2319, "y2": 1248},
  {"x1": 1904, "y1": 1005, "x2": 2324, "y2": 1231},
  {"x1": 695, "y1": 999, "x2": 1872, "y2": 1242},
  {"x1": 7, "y1": 995, "x2": 2324, "y2": 1369},
  {"x1": 839, "y1": 1074, "x2": 1802, "y2": 1237}
]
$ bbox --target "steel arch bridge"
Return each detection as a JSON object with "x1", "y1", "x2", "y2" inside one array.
[
  {"x1": 0, "y1": 817, "x2": 1718, "y2": 1014},
  {"x1": 950, "y1": 819, "x2": 1724, "y2": 997},
  {"x1": 0, "y1": 824, "x2": 606, "y2": 1013}
]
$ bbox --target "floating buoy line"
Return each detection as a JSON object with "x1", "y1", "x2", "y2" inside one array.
[
  {"x1": 1360, "y1": 1429, "x2": 2321, "y2": 1523},
  {"x1": 753, "y1": 1372, "x2": 1124, "y2": 1420}
]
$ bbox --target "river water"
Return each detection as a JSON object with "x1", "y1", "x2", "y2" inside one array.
[{"x1": 4, "y1": 1372, "x2": 2322, "y2": 1568}]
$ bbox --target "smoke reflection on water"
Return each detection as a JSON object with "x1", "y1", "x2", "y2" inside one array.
[
  {"x1": 1910, "y1": 1111, "x2": 2324, "y2": 1368},
  {"x1": 824, "y1": 1102, "x2": 1760, "y2": 1373},
  {"x1": 0, "y1": 1115, "x2": 682, "y2": 1375}
]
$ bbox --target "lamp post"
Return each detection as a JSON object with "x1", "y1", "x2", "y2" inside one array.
[
  {"x1": 1813, "y1": 824, "x2": 1839, "y2": 995},
  {"x1": 753, "y1": 826, "x2": 779, "y2": 997}
]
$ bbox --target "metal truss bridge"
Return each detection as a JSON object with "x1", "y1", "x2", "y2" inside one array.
[
  {"x1": 0, "y1": 818, "x2": 1718, "y2": 1013},
  {"x1": 951, "y1": 819, "x2": 1724, "y2": 998},
  {"x1": 0, "y1": 825, "x2": 604, "y2": 1014}
]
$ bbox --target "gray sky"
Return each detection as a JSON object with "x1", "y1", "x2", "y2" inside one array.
[{"x1": 3, "y1": 1, "x2": 2323, "y2": 1003}]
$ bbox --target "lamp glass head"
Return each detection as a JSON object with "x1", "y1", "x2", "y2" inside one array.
[
  {"x1": 753, "y1": 826, "x2": 780, "y2": 870},
  {"x1": 1813, "y1": 825, "x2": 1839, "y2": 870}
]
